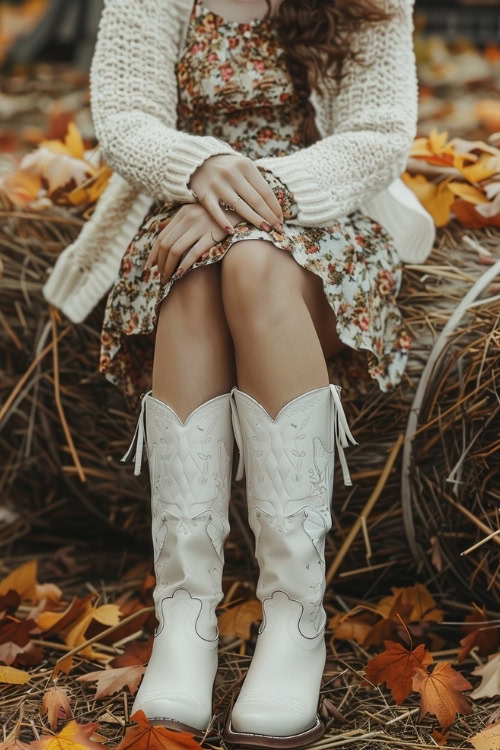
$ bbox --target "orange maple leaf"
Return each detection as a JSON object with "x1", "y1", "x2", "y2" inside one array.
[
  {"x1": 412, "y1": 662, "x2": 473, "y2": 731},
  {"x1": 116, "y1": 710, "x2": 202, "y2": 750},
  {"x1": 365, "y1": 640, "x2": 433, "y2": 704}
]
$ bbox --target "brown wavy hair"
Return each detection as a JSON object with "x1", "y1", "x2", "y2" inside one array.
[{"x1": 262, "y1": 0, "x2": 399, "y2": 146}]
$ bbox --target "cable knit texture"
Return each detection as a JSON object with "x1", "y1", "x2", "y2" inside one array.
[{"x1": 42, "y1": 0, "x2": 435, "y2": 324}]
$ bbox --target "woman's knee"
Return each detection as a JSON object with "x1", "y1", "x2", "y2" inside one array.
[
  {"x1": 221, "y1": 239, "x2": 299, "y2": 324},
  {"x1": 158, "y1": 262, "x2": 223, "y2": 335}
]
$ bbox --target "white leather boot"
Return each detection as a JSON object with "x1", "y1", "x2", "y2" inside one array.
[
  {"x1": 120, "y1": 389, "x2": 234, "y2": 735},
  {"x1": 223, "y1": 384, "x2": 357, "y2": 748}
]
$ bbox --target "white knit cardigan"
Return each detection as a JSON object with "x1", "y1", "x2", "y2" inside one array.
[{"x1": 43, "y1": 0, "x2": 435, "y2": 324}]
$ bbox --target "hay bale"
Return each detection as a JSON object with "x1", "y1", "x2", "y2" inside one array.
[{"x1": 1, "y1": 190, "x2": 498, "y2": 604}]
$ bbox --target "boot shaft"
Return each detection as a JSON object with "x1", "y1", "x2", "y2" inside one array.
[
  {"x1": 230, "y1": 385, "x2": 356, "y2": 637},
  {"x1": 122, "y1": 390, "x2": 235, "y2": 640}
]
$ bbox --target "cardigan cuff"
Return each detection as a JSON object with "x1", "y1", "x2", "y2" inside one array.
[
  {"x1": 161, "y1": 134, "x2": 240, "y2": 204},
  {"x1": 253, "y1": 154, "x2": 340, "y2": 226}
]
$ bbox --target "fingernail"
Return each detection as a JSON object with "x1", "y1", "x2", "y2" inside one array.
[
  {"x1": 225, "y1": 225, "x2": 234, "y2": 234},
  {"x1": 260, "y1": 221, "x2": 272, "y2": 232},
  {"x1": 201, "y1": 251, "x2": 209, "y2": 259},
  {"x1": 274, "y1": 222, "x2": 284, "y2": 232},
  {"x1": 172, "y1": 267, "x2": 184, "y2": 280}
]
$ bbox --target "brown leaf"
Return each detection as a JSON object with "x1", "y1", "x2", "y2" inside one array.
[
  {"x1": 218, "y1": 600, "x2": 262, "y2": 640},
  {"x1": 363, "y1": 590, "x2": 413, "y2": 648},
  {"x1": 40, "y1": 686, "x2": 73, "y2": 730},
  {"x1": 0, "y1": 727, "x2": 31, "y2": 750},
  {"x1": 469, "y1": 720, "x2": 500, "y2": 750},
  {"x1": 110, "y1": 637, "x2": 153, "y2": 668},
  {"x1": 329, "y1": 612, "x2": 375, "y2": 645},
  {"x1": 77, "y1": 665, "x2": 146, "y2": 699},
  {"x1": 432, "y1": 728, "x2": 450, "y2": 746},
  {"x1": 365, "y1": 640, "x2": 433, "y2": 704},
  {"x1": 458, "y1": 606, "x2": 499, "y2": 663},
  {"x1": 115, "y1": 709, "x2": 202, "y2": 750},
  {"x1": 412, "y1": 662, "x2": 473, "y2": 731}
]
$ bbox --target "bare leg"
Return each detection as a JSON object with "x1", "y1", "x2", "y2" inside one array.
[
  {"x1": 220, "y1": 240, "x2": 345, "y2": 419},
  {"x1": 152, "y1": 262, "x2": 237, "y2": 422}
]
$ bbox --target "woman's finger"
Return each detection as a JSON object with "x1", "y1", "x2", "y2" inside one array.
[
  {"x1": 200, "y1": 192, "x2": 237, "y2": 235},
  {"x1": 159, "y1": 227, "x2": 201, "y2": 282},
  {"x1": 173, "y1": 237, "x2": 215, "y2": 277},
  {"x1": 246, "y1": 163, "x2": 284, "y2": 223},
  {"x1": 221, "y1": 180, "x2": 284, "y2": 232},
  {"x1": 146, "y1": 216, "x2": 185, "y2": 269}
]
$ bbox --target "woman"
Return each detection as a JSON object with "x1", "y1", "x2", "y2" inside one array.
[{"x1": 85, "y1": 0, "x2": 418, "y2": 745}]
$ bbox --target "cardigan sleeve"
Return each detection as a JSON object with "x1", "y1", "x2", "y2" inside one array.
[
  {"x1": 253, "y1": 0, "x2": 419, "y2": 227},
  {"x1": 89, "y1": 0, "x2": 240, "y2": 204}
]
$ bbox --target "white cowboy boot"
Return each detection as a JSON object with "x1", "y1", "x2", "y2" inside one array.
[
  {"x1": 120, "y1": 389, "x2": 234, "y2": 735},
  {"x1": 224, "y1": 384, "x2": 356, "y2": 748}
]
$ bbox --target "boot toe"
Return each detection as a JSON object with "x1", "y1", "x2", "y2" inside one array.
[
  {"x1": 132, "y1": 693, "x2": 211, "y2": 731},
  {"x1": 230, "y1": 695, "x2": 315, "y2": 737}
]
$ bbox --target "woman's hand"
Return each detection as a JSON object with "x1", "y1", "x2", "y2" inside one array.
[
  {"x1": 145, "y1": 202, "x2": 246, "y2": 283},
  {"x1": 188, "y1": 154, "x2": 284, "y2": 234}
]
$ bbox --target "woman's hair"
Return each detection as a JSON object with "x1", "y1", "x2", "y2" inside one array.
[{"x1": 263, "y1": 0, "x2": 399, "y2": 146}]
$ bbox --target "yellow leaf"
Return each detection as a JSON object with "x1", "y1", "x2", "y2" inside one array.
[
  {"x1": 401, "y1": 173, "x2": 455, "y2": 227},
  {"x1": 469, "y1": 720, "x2": 500, "y2": 750},
  {"x1": 447, "y1": 182, "x2": 489, "y2": 204},
  {"x1": 92, "y1": 604, "x2": 122, "y2": 627},
  {"x1": 0, "y1": 560, "x2": 37, "y2": 599},
  {"x1": 64, "y1": 121, "x2": 85, "y2": 160},
  {"x1": 67, "y1": 165, "x2": 112, "y2": 206},
  {"x1": 0, "y1": 666, "x2": 31, "y2": 685},
  {"x1": 429, "y1": 127, "x2": 449, "y2": 154},
  {"x1": 40, "y1": 121, "x2": 85, "y2": 160},
  {"x1": 454, "y1": 151, "x2": 500, "y2": 183}
]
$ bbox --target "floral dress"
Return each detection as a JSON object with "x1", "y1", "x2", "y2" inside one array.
[{"x1": 99, "y1": 0, "x2": 412, "y2": 412}]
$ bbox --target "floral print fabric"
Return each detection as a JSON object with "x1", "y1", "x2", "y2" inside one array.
[{"x1": 99, "y1": 0, "x2": 411, "y2": 411}]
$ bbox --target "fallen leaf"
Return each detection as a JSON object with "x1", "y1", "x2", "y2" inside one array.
[
  {"x1": 329, "y1": 612, "x2": 375, "y2": 645},
  {"x1": 471, "y1": 652, "x2": 500, "y2": 699},
  {"x1": 40, "y1": 686, "x2": 73, "y2": 730},
  {"x1": 401, "y1": 173, "x2": 456, "y2": 226},
  {"x1": 469, "y1": 720, "x2": 500, "y2": 750},
  {"x1": 0, "y1": 727, "x2": 31, "y2": 749},
  {"x1": 432, "y1": 728, "x2": 450, "y2": 746},
  {"x1": 447, "y1": 181, "x2": 489, "y2": 204},
  {"x1": 365, "y1": 640, "x2": 433, "y2": 704},
  {"x1": 451, "y1": 200, "x2": 500, "y2": 227},
  {"x1": 458, "y1": 606, "x2": 499, "y2": 662},
  {"x1": 115, "y1": 709, "x2": 202, "y2": 750},
  {"x1": 0, "y1": 561, "x2": 38, "y2": 600},
  {"x1": 398, "y1": 584, "x2": 444, "y2": 624},
  {"x1": 29, "y1": 720, "x2": 104, "y2": 750},
  {"x1": 110, "y1": 637, "x2": 152, "y2": 668},
  {"x1": 363, "y1": 589, "x2": 413, "y2": 648},
  {"x1": 218, "y1": 600, "x2": 262, "y2": 640},
  {"x1": 77, "y1": 665, "x2": 146, "y2": 699},
  {"x1": 0, "y1": 665, "x2": 31, "y2": 684},
  {"x1": 412, "y1": 662, "x2": 473, "y2": 731}
]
